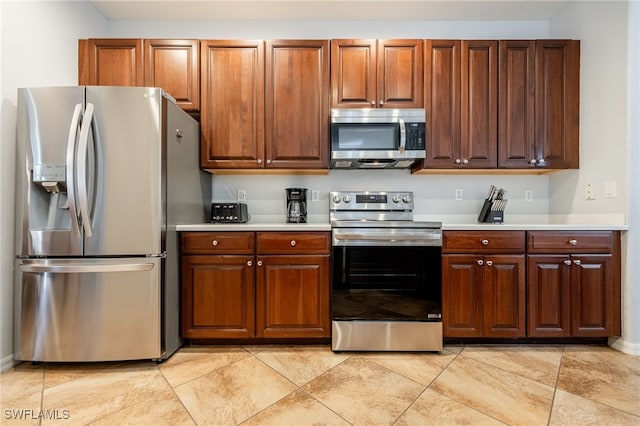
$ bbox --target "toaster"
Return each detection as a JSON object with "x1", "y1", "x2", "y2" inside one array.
[{"x1": 210, "y1": 202, "x2": 249, "y2": 223}]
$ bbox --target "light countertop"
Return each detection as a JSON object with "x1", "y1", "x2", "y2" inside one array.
[{"x1": 176, "y1": 214, "x2": 628, "y2": 232}]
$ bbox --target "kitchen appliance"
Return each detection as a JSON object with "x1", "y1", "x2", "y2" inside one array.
[
  {"x1": 286, "y1": 188, "x2": 308, "y2": 223},
  {"x1": 14, "y1": 86, "x2": 210, "y2": 362},
  {"x1": 211, "y1": 202, "x2": 249, "y2": 223},
  {"x1": 330, "y1": 108, "x2": 426, "y2": 169},
  {"x1": 330, "y1": 191, "x2": 443, "y2": 351}
]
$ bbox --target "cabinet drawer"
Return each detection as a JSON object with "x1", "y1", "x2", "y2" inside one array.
[
  {"x1": 442, "y1": 231, "x2": 525, "y2": 253},
  {"x1": 527, "y1": 231, "x2": 613, "y2": 254},
  {"x1": 256, "y1": 232, "x2": 330, "y2": 254},
  {"x1": 181, "y1": 232, "x2": 254, "y2": 254}
]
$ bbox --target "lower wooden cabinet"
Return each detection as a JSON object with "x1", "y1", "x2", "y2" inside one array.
[
  {"x1": 442, "y1": 231, "x2": 526, "y2": 338},
  {"x1": 180, "y1": 231, "x2": 330, "y2": 340},
  {"x1": 442, "y1": 230, "x2": 621, "y2": 340}
]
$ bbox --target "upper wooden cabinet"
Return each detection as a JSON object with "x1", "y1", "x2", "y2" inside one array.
[
  {"x1": 78, "y1": 38, "x2": 200, "y2": 111},
  {"x1": 144, "y1": 39, "x2": 200, "y2": 111},
  {"x1": 331, "y1": 39, "x2": 424, "y2": 108},
  {"x1": 422, "y1": 40, "x2": 497, "y2": 169},
  {"x1": 200, "y1": 39, "x2": 329, "y2": 170},
  {"x1": 499, "y1": 40, "x2": 580, "y2": 169}
]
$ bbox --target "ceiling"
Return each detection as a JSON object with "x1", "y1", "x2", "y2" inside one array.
[{"x1": 88, "y1": 0, "x2": 570, "y2": 21}]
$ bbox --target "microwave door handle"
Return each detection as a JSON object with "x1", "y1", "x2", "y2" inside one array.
[{"x1": 398, "y1": 118, "x2": 406, "y2": 153}]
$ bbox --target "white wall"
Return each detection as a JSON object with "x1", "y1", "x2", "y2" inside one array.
[
  {"x1": 1, "y1": 1, "x2": 636, "y2": 367},
  {"x1": 0, "y1": 1, "x2": 107, "y2": 368}
]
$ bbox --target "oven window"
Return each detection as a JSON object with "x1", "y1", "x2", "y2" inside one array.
[
  {"x1": 332, "y1": 245, "x2": 441, "y2": 321},
  {"x1": 333, "y1": 124, "x2": 399, "y2": 150}
]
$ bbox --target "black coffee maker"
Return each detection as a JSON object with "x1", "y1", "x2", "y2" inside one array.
[{"x1": 285, "y1": 188, "x2": 308, "y2": 223}]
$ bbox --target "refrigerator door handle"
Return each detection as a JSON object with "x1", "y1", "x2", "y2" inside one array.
[
  {"x1": 77, "y1": 102, "x2": 94, "y2": 237},
  {"x1": 19, "y1": 262, "x2": 155, "y2": 273},
  {"x1": 66, "y1": 103, "x2": 83, "y2": 238}
]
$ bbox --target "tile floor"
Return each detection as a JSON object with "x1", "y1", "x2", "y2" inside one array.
[{"x1": 1, "y1": 344, "x2": 639, "y2": 425}]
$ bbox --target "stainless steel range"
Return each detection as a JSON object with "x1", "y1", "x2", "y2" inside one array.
[{"x1": 330, "y1": 191, "x2": 443, "y2": 351}]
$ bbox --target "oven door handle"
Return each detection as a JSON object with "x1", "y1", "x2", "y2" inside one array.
[{"x1": 332, "y1": 232, "x2": 442, "y2": 246}]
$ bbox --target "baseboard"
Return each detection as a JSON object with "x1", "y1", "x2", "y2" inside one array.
[
  {"x1": 609, "y1": 337, "x2": 640, "y2": 356},
  {"x1": 1, "y1": 353, "x2": 17, "y2": 372}
]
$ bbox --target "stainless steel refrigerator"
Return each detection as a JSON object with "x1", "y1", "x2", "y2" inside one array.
[{"x1": 14, "y1": 86, "x2": 210, "y2": 362}]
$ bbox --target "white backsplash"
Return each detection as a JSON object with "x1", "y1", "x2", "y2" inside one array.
[{"x1": 210, "y1": 171, "x2": 550, "y2": 219}]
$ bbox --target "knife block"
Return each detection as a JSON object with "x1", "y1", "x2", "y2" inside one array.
[{"x1": 477, "y1": 199, "x2": 504, "y2": 223}]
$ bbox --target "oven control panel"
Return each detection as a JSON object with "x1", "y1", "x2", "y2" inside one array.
[{"x1": 330, "y1": 191, "x2": 414, "y2": 211}]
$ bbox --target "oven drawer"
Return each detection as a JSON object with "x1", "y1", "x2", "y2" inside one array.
[
  {"x1": 527, "y1": 231, "x2": 613, "y2": 253},
  {"x1": 442, "y1": 231, "x2": 525, "y2": 253},
  {"x1": 257, "y1": 232, "x2": 330, "y2": 254},
  {"x1": 181, "y1": 232, "x2": 255, "y2": 254}
]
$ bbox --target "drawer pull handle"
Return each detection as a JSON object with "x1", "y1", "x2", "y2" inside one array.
[
  {"x1": 573, "y1": 259, "x2": 582, "y2": 266},
  {"x1": 477, "y1": 259, "x2": 484, "y2": 266},
  {"x1": 290, "y1": 240, "x2": 297, "y2": 247},
  {"x1": 564, "y1": 259, "x2": 572, "y2": 266},
  {"x1": 212, "y1": 240, "x2": 219, "y2": 246},
  {"x1": 569, "y1": 239, "x2": 578, "y2": 246},
  {"x1": 481, "y1": 239, "x2": 489, "y2": 246},
  {"x1": 486, "y1": 260, "x2": 493, "y2": 266},
  {"x1": 247, "y1": 260, "x2": 252, "y2": 267},
  {"x1": 257, "y1": 260, "x2": 263, "y2": 266}
]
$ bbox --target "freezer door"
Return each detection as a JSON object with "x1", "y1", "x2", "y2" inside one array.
[
  {"x1": 84, "y1": 86, "x2": 163, "y2": 256},
  {"x1": 15, "y1": 87, "x2": 86, "y2": 256},
  {"x1": 14, "y1": 258, "x2": 161, "y2": 362}
]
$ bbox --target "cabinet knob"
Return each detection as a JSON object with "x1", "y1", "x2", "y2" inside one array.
[
  {"x1": 257, "y1": 260, "x2": 263, "y2": 266},
  {"x1": 257, "y1": 159, "x2": 262, "y2": 164},
  {"x1": 481, "y1": 239, "x2": 489, "y2": 246},
  {"x1": 379, "y1": 100, "x2": 384, "y2": 106},
  {"x1": 212, "y1": 240, "x2": 219, "y2": 246},
  {"x1": 371, "y1": 100, "x2": 376, "y2": 106},
  {"x1": 477, "y1": 259, "x2": 484, "y2": 266},
  {"x1": 564, "y1": 259, "x2": 572, "y2": 265},
  {"x1": 462, "y1": 159, "x2": 469, "y2": 165},
  {"x1": 266, "y1": 159, "x2": 272, "y2": 165},
  {"x1": 455, "y1": 159, "x2": 461, "y2": 164},
  {"x1": 176, "y1": 129, "x2": 183, "y2": 140},
  {"x1": 573, "y1": 259, "x2": 582, "y2": 266},
  {"x1": 530, "y1": 159, "x2": 537, "y2": 165},
  {"x1": 290, "y1": 240, "x2": 297, "y2": 247},
  {"x1": 569, "y1": 239, "x2": 578, "y2": 246},
  {"x1": 486, "y1": 260, "x2": 493, "y2": 266},
  {"x1": 247, "y1": 260, "x2": 252, "y2": 266}
]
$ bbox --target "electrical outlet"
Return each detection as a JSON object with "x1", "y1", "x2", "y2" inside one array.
[
  {"x1": 237, "y1": 189, "x2": 247, "y2": 202},
  {"x1": 311, "y1": 189, "x2": 319, "y2": 202},
  {"x1": 525, "y1": 189, "x2": 533, "y2": 202},
  {"x1": 455, "y1": 189, "x2": 463, "y2": 201},
  {"x1": 604, "y1": 181, "x2": 617, "y2": 198},
  {"x1": 584, "y1": 184, "x2": 595, "y2": 200}
]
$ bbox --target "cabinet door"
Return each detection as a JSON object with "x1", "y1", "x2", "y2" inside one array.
[
  {"x1": 377, "y1": 39, "x2": 424, "y2": 108},
  {"x1": 256, "y1": 255, "x2": 330, "y2": 338},
  {"x1": 527, "y1": 255, "x2": 571, "y2": 337},
  {"x1": 200, "y1": 40, "x2": 265, "y2": 169},
  {"x1": 534, "y1": 40, "x2": 580, "y2": 169},
  {"x1": 442, "y1": 254, "x2": 482, "y2": 337},
  {"x1": 85, "y1": 39, "x2": 144, "y2": 86},
  {"x1": 482, "y1": 255, "x2": 525, "y2": 337},
  {"x1": 571, "y1": 255, "x2": 613, "y2": 337},
  {"x1": 424, "y1": 40, "x2": 461, "y2": 168},
  {"x1": 144, "y1": 39, "x2": 200, "y2": 111},
  {"x1": 460, "y1": 40, "x2": 497, "y2": 168},
  {"x1": 181, "y1": 255, "x2": 255, "y2": 339},
  {"x1": 330, "y1": 39, "x2": 377, "y2": 108},
  {"x1": 498, "y1": 40, "x2": 535, "y2": 168},
  {"x1": 265, "y1": 40, "x2": 329, "y2": 169}
]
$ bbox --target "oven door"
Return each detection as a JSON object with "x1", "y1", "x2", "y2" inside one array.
[{"x1": 331, "y1": 245, "x2": 442, "y2": 321}]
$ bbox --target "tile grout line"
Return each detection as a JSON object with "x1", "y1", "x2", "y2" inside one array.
[{"x1": 156, "y1": 361, "x2": 200, "y2": 426}]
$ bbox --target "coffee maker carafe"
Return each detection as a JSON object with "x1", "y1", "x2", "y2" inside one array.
[{"x1": 286, "y1": 188, "x2": 308, "y2": 223}]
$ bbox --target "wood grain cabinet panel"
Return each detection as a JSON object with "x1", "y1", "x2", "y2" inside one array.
[
  {"x1": 144, "y1": 39, "x2": 199, "y2": 111},
  {"x1": 331, "y1": 39, "x2": 423, "y2": 108},
  {"x1": 84, "y1": 39, "x2": 144, "y2": 87}
]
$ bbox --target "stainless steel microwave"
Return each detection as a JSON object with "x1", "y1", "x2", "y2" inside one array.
[{"x1": 330, "y1": 108, "x2": 426, "y2": 169}]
